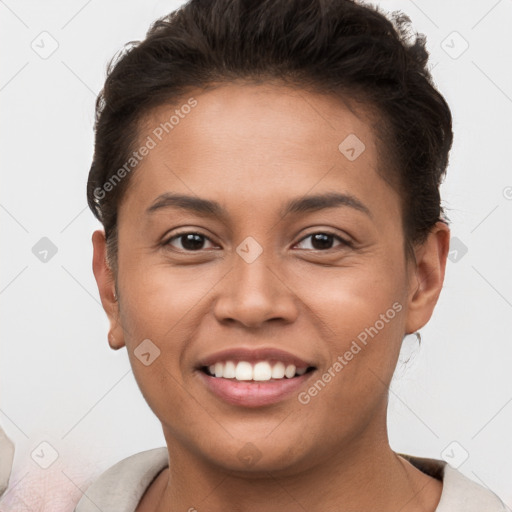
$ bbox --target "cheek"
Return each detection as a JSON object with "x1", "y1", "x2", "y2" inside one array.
[
  {"x1": 295, "y1": 254, "x2": 406, "y2": 343},
  {"x1": 118, "y1": 261, "x2": 217, "y2": 343},
  {"x1": 116, "y1": 262, "x2": 221, "y2": 404},
  {"x1": 292, "y1": 257, "x2": 407, "y2": 405}
]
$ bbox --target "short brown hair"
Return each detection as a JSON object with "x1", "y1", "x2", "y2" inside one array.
[{"x1": 87, "y1": 0, "x2": 453, "y2": 270}]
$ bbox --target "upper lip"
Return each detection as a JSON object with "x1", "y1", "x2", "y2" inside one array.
[{"x1": 196, "y1": 347, "x2": 316, "y2": 369}]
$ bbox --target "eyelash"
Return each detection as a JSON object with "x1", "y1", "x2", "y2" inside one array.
[{"x1": 163, "y1": 230, "x2": 352, "y2": 252}]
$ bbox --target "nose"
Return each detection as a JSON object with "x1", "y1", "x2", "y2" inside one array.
[{"x1": 212, "y1": 249, "x2": 300, "y2": 329}]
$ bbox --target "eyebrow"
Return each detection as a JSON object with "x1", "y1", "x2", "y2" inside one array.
[{"x1": 146, "y1": 191, "x2": 372, "y2": 219}]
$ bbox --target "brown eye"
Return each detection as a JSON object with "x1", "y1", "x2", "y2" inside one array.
[
  {"x1": 295, "y1": 232, "x2": 350, "y2": 251},
  {"x1": 165, "y1": 232, "x2": 216, "y2": 251}
]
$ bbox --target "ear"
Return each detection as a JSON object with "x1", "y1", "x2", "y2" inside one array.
[
  {"x1": 405, "y1": 221, "x2": 450, "y2": 334},
  {"x1": 92, "y1": 230, "x2": 125, "y2": 350}
]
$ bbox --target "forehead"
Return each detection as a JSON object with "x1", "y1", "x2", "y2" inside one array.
[
  {"x1": 140, "y1": 82, "x2": 376, "y2": 163},
  {"x1": 122, "y1": 82, "x2": 397, "y2": 221}
]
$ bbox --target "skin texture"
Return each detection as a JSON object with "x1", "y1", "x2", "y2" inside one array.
[
  {"x1": 92, "y1": 83, "x2": 450, "y2": 512},
  {"x1": 0, "y1": 452, "x2": 99, "y2": 511}
]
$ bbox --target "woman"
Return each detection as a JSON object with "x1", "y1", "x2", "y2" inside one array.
[{"x1": 76, "y1": 0, "x2": 510, "y2": 510}]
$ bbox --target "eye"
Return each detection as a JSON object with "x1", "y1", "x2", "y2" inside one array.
[
  {"x1": 164, "y1": 232, "x2": 218, "y2": 251},
  {"x1": 294, "y1": 232, "x2": 351, "y2": 251}
]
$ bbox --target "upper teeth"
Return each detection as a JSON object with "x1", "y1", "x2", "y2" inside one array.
[{"x1": 207, "y1": 361, "x2": 308, "y2": 381}]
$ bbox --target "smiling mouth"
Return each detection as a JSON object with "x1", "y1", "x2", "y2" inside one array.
[{"x1": 200, "y1": 360, "x2": 316, "y2": 381}]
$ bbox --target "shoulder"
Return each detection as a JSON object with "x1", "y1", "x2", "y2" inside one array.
[
  {"x1": 0, "y1": 426, "x2": 15, "y2": 497},
  {"x1": 401, "y1": 453, "x2": 511, "y2": 512},
  {"x1": 439, "y1": 463, "x2": 511, "y2": 512},
  {"x1": 74, "y1": 447, "x2": 169, "y2": 512}
]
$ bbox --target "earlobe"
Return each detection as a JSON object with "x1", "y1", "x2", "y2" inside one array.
[
  {"x1": 108, "y1": 330, "x2": 123, "y2": 351},
  {"x1": 91, "y1": 230, "x2": 126, "y2": 350},
  {"x1": 405, "y1": 222, "x2": 450, "y2": 334}
]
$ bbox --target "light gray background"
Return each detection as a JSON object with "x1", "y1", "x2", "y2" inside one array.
[{"x1": 1, "y1": 0, "x2": 511, "y2": 509}]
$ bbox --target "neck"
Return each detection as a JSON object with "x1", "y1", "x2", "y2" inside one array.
[{"x1": 154, "y1": 420, "x2": 442, "y2": 512}]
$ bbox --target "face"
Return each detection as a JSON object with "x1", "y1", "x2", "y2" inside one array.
[{"x1": 93, "y1": 83, "x2": 449, "y2": 475}]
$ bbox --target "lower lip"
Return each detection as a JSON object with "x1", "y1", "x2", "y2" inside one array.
[{"x1": 197, "y1": 370, "x2": 315, "y2": 408}]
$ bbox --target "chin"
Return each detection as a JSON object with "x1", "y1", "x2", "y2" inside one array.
[{"x1": 191, "y1": 434, "x2": 318, "y2": 477}]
